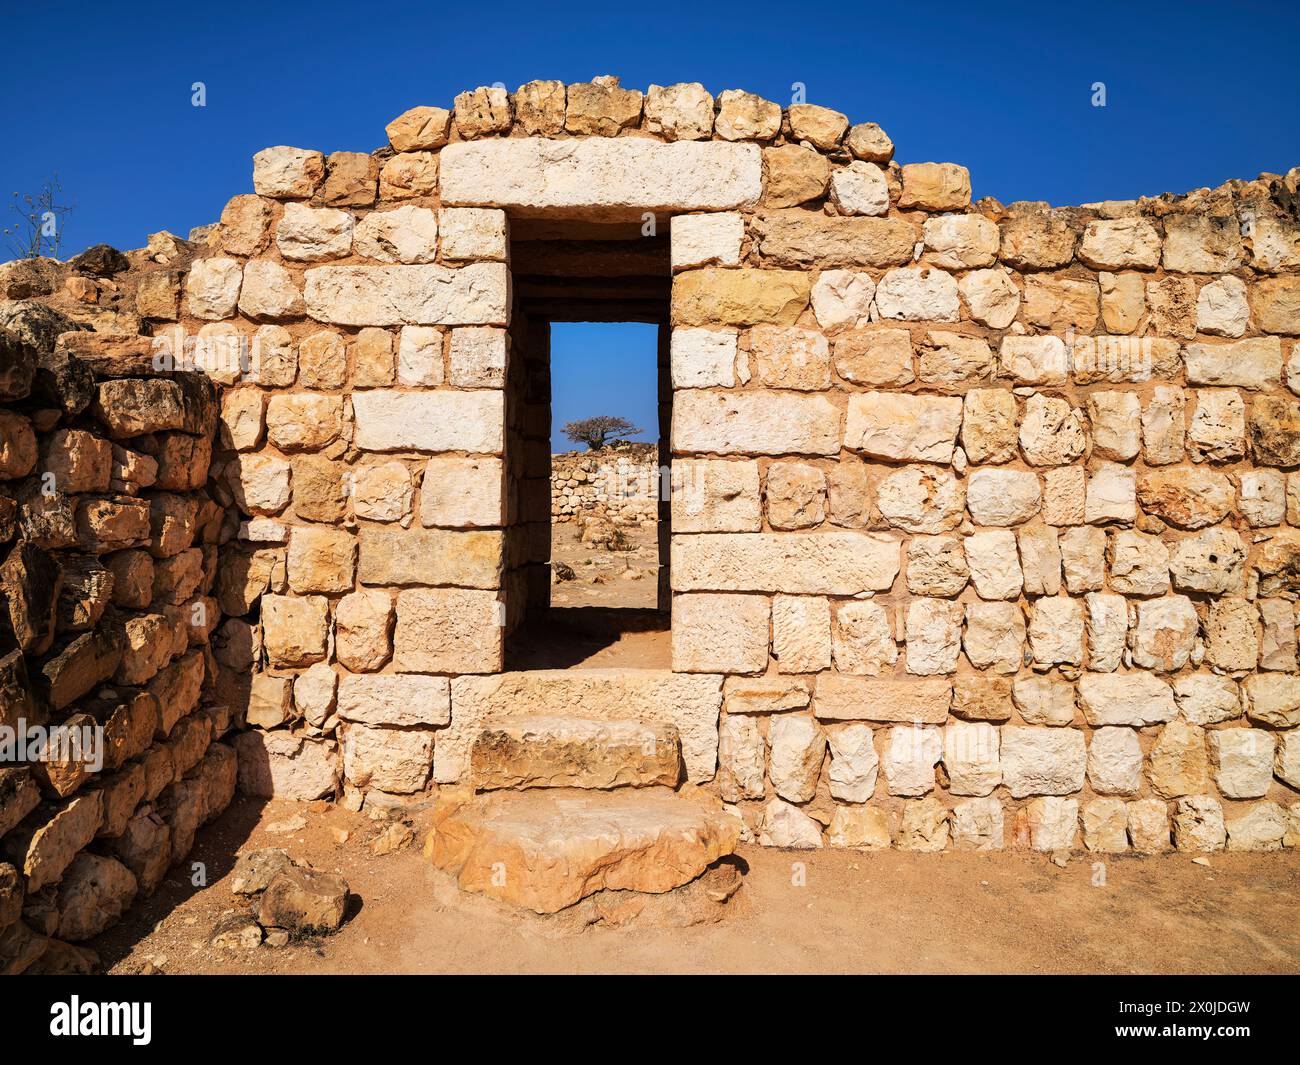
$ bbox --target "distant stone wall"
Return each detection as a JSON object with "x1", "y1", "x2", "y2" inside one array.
[
  {"x1": 0, "y1": 292, "x2": 234, "y2": 973},
  {"x1": 551, "y1": 444, "x2": 658, "y2": 526}
]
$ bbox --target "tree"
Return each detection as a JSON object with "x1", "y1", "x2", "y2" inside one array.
[
  {"x1": 4, "y1": 175, "x2": 75, "y2": 259},
  {"x1": 561, "y1": 415, "x2": 643, "y2": 450}
]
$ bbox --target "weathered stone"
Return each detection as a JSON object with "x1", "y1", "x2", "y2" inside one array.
[
  {"x1": 442, "y1": 671, "x2": 722, "y2": 785},
  {"x1": 943, "y1": 721, "x2": 1000, "y2": 796},
  {"x1": 874, "y1": 267, "x2": 959, "y2": 322},
  {"x1": 810, "y1": 270, "x2": 875, "y2": 332},
  {"x1": 1087, "y1": 727, "x2": 1143, "y2": 796},
  {"x1": 1210, "y1": 728, "x2": 1274, "y2": 799},
  {"x1": 672, "y1": 592, "x2": 769, "y2": 673},
  {"x1": 898, "y1": 162, "x2": 969, "y2": 210},
  {"x1": 672, "y1": 459, "x2": 761, "y2": 534},
  {"x1": 1000, "y1": 727, "x2": 1086, "y2": 798},
  {"x1": 1131, "y1": 595, "x2": 1198, "y2": 672},
  {"x1": 1078, "y1": 217, "x2": 1160, "y2": 270},
  {"x1": 671, "y1": 213, "x2": 742, "y2": 270},
  {"x1": 1150, "y1": 718, "x2": 1211, "y2": 798},
  {"x1": 1172, "y1": 795, "x2": 1225, "y2": 852},
  {"x1": 1184, "y1": 336, "x2": 1282, "y2": 390},
  {"x1": 1225, "y1": 802, "x2": 1289, "y2": 852},
  {"x1": 1173, "y1": 673, "x2": 1243, "y2": 725},
  {"x1": 961, "y1": 388, "x2": 1018, "y2": 464},
  {"x1": 966, "y1": 529, "x2": 1023, "y2": 601},
  {"x1": 917, "y1": 331, "x2": 994, "y2": 390},
  {"x1": 759, "y1": 798, "x2": 823, "y2": 848},
  {"x1": 672, "y1": 531, "x2": 899, "y2": 595},
  {"x1": 432, "y1": 788, "x2": 738, "y2": 912},
  {"x1": 1012, "y1": 675, "x2": 1076, "y2": 726},
  {"x1": 896, "y1": 797, "x2": 951, "y2": 852},
  {"x1": 876, "y1": 466, "x2": 965, "y2": 533},
  {"x1": 673, "y1": 268, "x2": 810, "y2": 327},
  {"x1": 1082, "y1": 798, "x2": 1129, "y2": 854},
  {"x1": 829, "y1": 161, "x2": 889, "y2": 217},
  {"x1": 905, "y1": 597, "x2": 962, "y2": 675},
  {"x1": 825, "y1": 723, "x2": 878, "y2": 803},
  {"x1": 771, "y1": 594, "x2": 830, "y2": 671},
  {"x1": 763, "y1": 144, "x2": 830, "y2": 208},
  {"x1": 951, "y1": 796, "x2": 1004, "y2": 851},
  {"x1": 441, "y1": 137, "x2": 759, "y2": 218},
  {"x1": 233, "y1": 730, "x2": 338, "y2": 800},
  {"x1": 749, "y1": 325, "x2": 831, "y2": 390},
  {"x1": 1077, "y1": 671, "x2": 1175, "y2": 726},
  {"x1": 963, "y1": 601, "x2": 1025, "y2": 674},
  {"x1": 831, "y1": 600, "x2": 897, "y2": 675},
  {"x1": 1018, "y1": 525, "x2": 1061, "y2": 596},
  {"x1": 756, "y1": 213, "x2": 915, "y2": 269},
  {"x1": 717, "y1": 715, "x2": 765, "y2": 801},
  {"x1": 966, "y1": 468, "x2": 1040, "y2": 526},
  {"x1": 845, "y1": 392, "x2": 961, "y2": 463},
  {"x1": 959, "y1": 268, "x2": 1020, "y2": 328},
  {"x1": 1084, "y1": 591, "x2": 1126, "y2": 673},
  {"x1": 813, "y1": 675, "x2": 951, "y2": 724},
  {"x1": 1019, "y1": 393, "x2": 1086, "y2": 466},
  {"x1": 826, "y1": 805, "x2": 892, "y2": 849},
  {"x1": 1137, "y1": 467, "x2": 1234, "y2": 529},
  {"x1": 767, "y1": 714, "x2": 826, "y2": 803},
  {"x1": 1017, "y1": 797, "x2": 1079, "y2": 852},
  {"x1": 1205, "y1": 597, "x2": 1259, "y2": 674},
  {"x1": 906, "y1": 535, "x2": 968, "y2": 596},
  {"x1": 1128, "y1": 799, "x2": 1171, "y2": 855},
  {"x1": 644, "y1": 82, "x2": 714, "y2": 140},
  {"x1": 881, "y1": 725, "x2": 942, "y2": 796},
  {"x1": 393, "y1": 587, "x2": 502, "y2": 673},
  {"x1": 258, "y1": 865, "x2": 349, "y2": 934}
]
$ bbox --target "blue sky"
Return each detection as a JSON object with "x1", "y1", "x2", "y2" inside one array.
[{"x1": 4, "y1": 0, "x2": 1295, "y2": 448}]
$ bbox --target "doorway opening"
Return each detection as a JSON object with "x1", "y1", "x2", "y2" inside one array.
[{"x1": 502, "y1": 220, "x2": 672, "y2": 670}]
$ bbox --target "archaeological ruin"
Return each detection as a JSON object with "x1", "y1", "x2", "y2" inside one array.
[{"x1": 2, "y1": 73, "x2": 1300, "y2": 967}]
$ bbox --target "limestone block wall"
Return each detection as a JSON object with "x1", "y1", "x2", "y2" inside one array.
[
  {"x1": 6, "y1": 75, "x2": 1297, "y2": 863},
  {"x1": 0, "y1": 301, "x2": 235, "y2": 973},
  {"x1": 551, "y1": 444, "x2": 658, "y2": 526}
]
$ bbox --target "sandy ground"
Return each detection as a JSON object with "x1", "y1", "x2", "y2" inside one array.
[
  {"x1": 93, "y1": 796, "x2": 1300, "y2": 976},
  {"x1": 505, "y1": 521, "x2": 671, "y2": 669}
]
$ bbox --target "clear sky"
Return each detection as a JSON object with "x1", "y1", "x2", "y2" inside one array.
[
  {"x1": 552, "y1": 323, "x2": 659, "y2": 451},
  {"x1": 4, "y1": 0, "x2": 1295, "y2": 448}
]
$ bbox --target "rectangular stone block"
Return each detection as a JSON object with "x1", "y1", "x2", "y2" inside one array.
[
  {"x1": 392, "y1": 587, "x2": 503, "y2": 673},
  {"x1": 672, "y1": 269, "x2": 810, "y2": 327},
  {"x1": 337, "y1": 672, "x2": 451, "y2": 727},
  {"x1": 419, "y1": 455, "x2": 506, "y2": 527},
  {"x1": 757, "y1": 213, "x2": 916, "y2": 268},
  {"x1": 814, "y1": 675, "x2": 952, "y2": 723},
  {"x1": 440, "y1": 138, "x2": 761, "y2": 219},
  {"x1": 672, "y1": 390, "x2": 841, "y2": 455},
  {"x1": 358, "y1": 526, "x2": 502, "y2": 588},
  {"x1": 844, "y1": 391, "x2": 963, "y2": 463},
  {"x1": 671, "y1": 458, "x2": 761, "y2": 533},
  {"x1": 303, "y1": 262, "x2": 508, "y2": 326},
  {"x1": 672, "y1": 532, "x2": 900, "y2": 594},
  {"x1": 671, "y1": 592, "x2": 770, "y2": 672},
  {"x1": 352, "y1": 390, "x2": 504, "y2": 453},
  {"x1": 442, "y1": 670, "x2": 723, "y2": 783}
]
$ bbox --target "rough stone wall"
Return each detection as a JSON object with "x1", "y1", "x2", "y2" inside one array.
[
  {"x1": 4, "y1": 75, "x2": 1297, "y2": 866},
  {"x1": 0, "y1": 291, "x2": 235, "y2": 974},
  {"x1": 551, "y1": 444, "x2": 658, "y2": 526}
]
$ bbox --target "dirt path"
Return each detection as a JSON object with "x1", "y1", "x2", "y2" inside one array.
[{"x1": 94, "y1": 798, "x2": 1300, "y2": 975}]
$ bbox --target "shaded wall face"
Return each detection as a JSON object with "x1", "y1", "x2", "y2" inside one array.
[{"x1": 35, "y1": 81, "x2": 1299, "y2": 855}]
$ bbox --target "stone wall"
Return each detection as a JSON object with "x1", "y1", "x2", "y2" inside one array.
[
  {"x1": 0, "y1": 291, "x2": 235, "y2": 973},
  {"x1": 2, "y1": 74, "x2": 1298, "y2": 878},
  {"x1": 551, "y1": 444, "x2": 658, "y2": 526}
]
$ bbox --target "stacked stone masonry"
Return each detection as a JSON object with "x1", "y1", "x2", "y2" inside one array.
[
  {"x1": 551, "y1": 444, "x2": 658, "y2": 525},
  {"x1": 3, "y1": 76, "x2": 1300, "y2": 962}
]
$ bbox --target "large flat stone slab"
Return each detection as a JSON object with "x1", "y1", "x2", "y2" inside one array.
[
  {"x1": 440, "y1": 138, "x2": 762, "y2": 220},
  {"x1": 672, "y1": 390, "x2": 841, "y2": 455},
  {"x1": 671, "y1": 532, "x2": 901, "y2": 594},
  {"x1": 303, "y1": 263, "x2": 508, "y2": 326},
  {"x1": 428, "y1": 788, "x2": 740, "y2": 913},
  {"x1": 471, "y1": 715, "x2": 682, "y2": 790},
  {"x1": 352, "y1": 390, "x2": 504, "y2": 454},
  {"x1": 441, "y1": 670, "x2": 722, "y2": 784}
]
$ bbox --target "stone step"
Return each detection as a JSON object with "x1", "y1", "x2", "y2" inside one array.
[
  {"x1": 470, "y1": 715, "x2": 682, "y2": 790},
  {"x1": 428, "y1": 788, "x2": 741, "y2": 913},
  {"x1": 438, "y1": 670, "x2": 723, "y2": 785}
]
